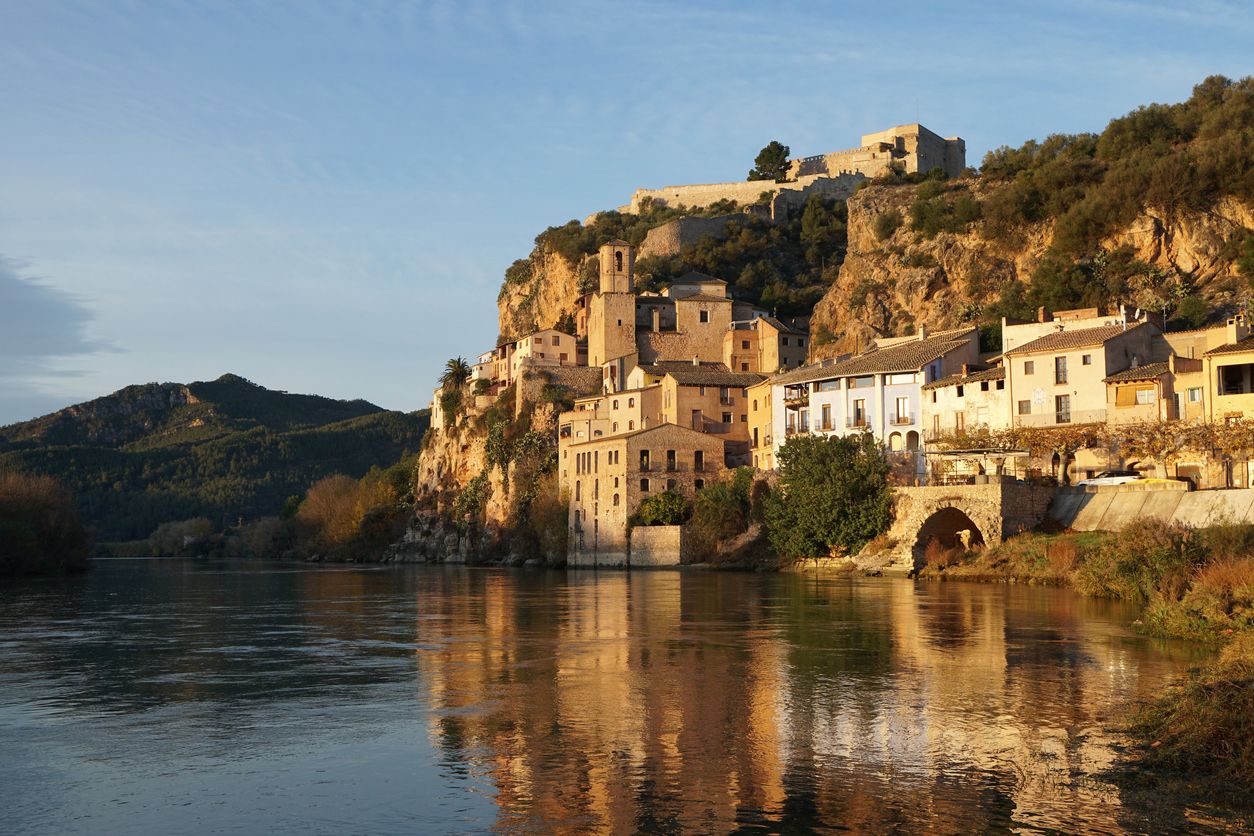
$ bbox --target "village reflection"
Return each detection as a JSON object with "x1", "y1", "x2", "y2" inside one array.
[{"x1": 413, "y1": 570, "x2": 1204, "y2": 833}]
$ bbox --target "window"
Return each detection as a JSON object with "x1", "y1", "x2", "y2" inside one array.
[
  {"x1": 666, "y1": 449, "x2": 677, "y2": 472},
  {"x1": 1024, "y1": 361, "x2": 1035, "y2": 375},
  {"x1": 799, "y1": 338, "x2": 805, "y2": 347},
  {"x1": 1188, "y1": 387, "x2": 1203, "y2": 403},
  {"x1": 699, "y1": 385, "x2": 706, "y2": 396},
  {"x1": 612, "y1": 494, "x2": 620, "y2": 507},
  {"x1": 980, "y1": 381, "x2": 989, "y2": 392},
  {"x1": 741, "y1": 363, "x2": 749, "y2": 371},
  {"x1": 1082, "y1": 354, "x2": 1092, "y2": 366},
  {"x1": 816, "y1": 379, "x2": 839, "y2": 392},
  {"x1": 575, "y1": 481, "x2": 581, "y2": 500},
  {"x1": 782, "y1": 337, "x2": 790, "y2": 346},
  {"x1": 612, "y1": 422, "x2": 618, "y2": 432},
  {"x1": 740, "y1": 414, "x2": 747, "y2": 422},
  {"x1": 741, "y1": 340, "x2": 750, "y2": 350},
  {"x1": 722, "y1": 412, "x2": 732, "y2": 424},
  {"x1": 894, "y1": 397, "x2": 909, "y2": 424},
  {"x1": 1018, "y1": 400, "x2": 1031, "y2": 415},
  {"x1": 1056, "y1": 394, "x2": 1071, "y2": 423},
  {"x1": 699, "y1": 310, "x2": 710, "y2": 323},
  {"x1": 640, "y1": 450, "x2": 650, "y2": 470},
  {"x1": 931, "y1": 391, "x2": 937, "y2": 403},
  {"x1": 852, "y1": 399, "x2": 867, "y2": 426},
  {"x1": 996, "y1": 380, "x2": 1005, "y2": 390},
  {"x1": 955, "y1": 412, "x2": 965, "y2": 431},
  {"x1": 1055, "y1": 356, "x2": 1067, "y2": 385},
  {"x1": 752, "y1": 399, "x2": 758, "y2": 410},
  {"x1": 613, "y1": 400, "x2": 619, "y2": 409},
  {"x1": 552, "y1": 336, "x2": 560, "y2": 345},
  {"x1": 1136, "y1": 388, "x2": 1156, "y2": 404},
  {"x1": 560, "y1": 353, "x2": 568, "y2": 362},
  {"x1": 821, "y1": 404, "x2": 832, "y2": 430},
  {"x1": 851, "y1": 376, "x2": 874, "y2": 389},
  {"x1": 628, "y1": 420, "x2": 634, "y2": 430},
  {"x1": 742, "y1": 388, "x2": 748, "y2": 398},
  {"x1": 640, "y1": 478, "x2": 650, "y2": 492},
  {"x1": 694, "y1": 479, "x2": 704, "y2": 490},
  {"x1": 753, "y1": 428, "x2": 759, "y2": 446},
  {"x1": 628, "y1": 397, "x2": 635, "y2": 407},
  {"x1": 614, "y1": 251, "x2": 623, "y2": 271},
  {"x1": 956, "y1": 385, "x2": 964, "y2": 397},
  {"x1": 666, "y1": 479, "x2": 677, "y2": 490}
]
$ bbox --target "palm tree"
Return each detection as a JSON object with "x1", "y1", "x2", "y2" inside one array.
[{"x1": 440, "y1": 357, "x2": 472, "y2": 391}]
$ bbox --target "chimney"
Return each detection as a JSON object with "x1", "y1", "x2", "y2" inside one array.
[
  {"x1": 918, "y1": 325, "x2": 928, "y2": 341},
  {"x1": 1227, "y1": 314, "x2": 1250, "y2": 345},
  {"x1": 1037, "y1": 306, "x2": 1049, "y2": 323},
  {"x1": 961, "y1": 363, "x2": 970, "y2": 376},
  {"x1": 692, "y1": 356, "x2": 700, "y2": 366},
  {"x1": 1168, "y1": 354, "x2": 1177, "y2": 373}
]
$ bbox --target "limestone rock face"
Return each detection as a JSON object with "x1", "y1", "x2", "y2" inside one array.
[
  {"x1": 809, "y1": 183, "x2": 1253, "y2": 360},
  {"x1": 496, "y1": 246, "x2": 583, "y2": 342}
]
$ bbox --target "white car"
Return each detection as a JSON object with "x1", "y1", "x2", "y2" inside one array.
[{"x1": 1076, "y1": 470, "x2": 1144, "y2": 487}]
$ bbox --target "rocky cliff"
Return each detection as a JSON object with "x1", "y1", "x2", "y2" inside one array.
[
  {"x1": 809, "y1": 182, "x2": 1254, "y2": 358},
  {"x1": 496, "y1": 246, "x2": 585, "y2": 342}
]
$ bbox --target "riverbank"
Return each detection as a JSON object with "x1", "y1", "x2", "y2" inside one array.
[{"x1": 918, "y1": 521, "x2": 1254, "y2": 810}]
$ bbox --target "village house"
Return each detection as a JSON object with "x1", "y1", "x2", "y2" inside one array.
[
  {"x1": 1103, "y1": 355, "x2": 1201, "y2": 425},
  {"x1": 920, "y1": 365, "x2": 1009, "y2": 440},
  {"x1": 1003, "y1": 321, "x2": 1159, "y2": 428},
  {"x1": 509, "y1": 328, "x2": 580, "y2": 380},
  {"x1": 563, "y1": 424, "x2": 725, "y2": 567},
  {"x1": 1201, "y1": 314, "x2": 1254, "y2": 423},
  {"x1": 722, "y1": 315, "x2": 809, "y2": 374}
]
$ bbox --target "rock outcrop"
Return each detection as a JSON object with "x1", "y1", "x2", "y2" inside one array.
[
  {"x1": 809, "y1": 183, "x2": 1254, "y2": 359},
  {"x1": 496, "y1": 246, "x2": 584, "y2": 342}
]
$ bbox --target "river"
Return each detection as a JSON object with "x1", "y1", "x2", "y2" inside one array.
[{"x1": 0, "y1": 560, "x2": 1235, "y2": 834}]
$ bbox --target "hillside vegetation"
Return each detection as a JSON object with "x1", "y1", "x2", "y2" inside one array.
[{"x1": 0, "y1": 374, "x2": 428, "y2": 542}]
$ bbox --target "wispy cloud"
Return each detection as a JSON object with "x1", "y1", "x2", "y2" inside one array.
[{"x1": 0, "y1": 256, "x2": 110, "y2": 422}]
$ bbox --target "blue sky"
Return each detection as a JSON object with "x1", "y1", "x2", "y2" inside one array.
[{"x1": 1, "y1": 0, "x2": 1251, "y2": 424}]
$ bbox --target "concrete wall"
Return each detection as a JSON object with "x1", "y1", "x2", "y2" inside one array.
[
  {"x1": 1049, "y1": 486, "x2": 1254, "y2": 531},
  {"x1": 629, "y1": 525, "x2": 687, "y2": 567}
]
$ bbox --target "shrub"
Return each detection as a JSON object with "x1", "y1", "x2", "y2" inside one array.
[
  {"x1": 632, "y1": 491, "x2": 691, "y2": 526},
  {"x1": 763, "y1": 433, "x2": 892, "y2": 561},
  {"x1": 0, "y1": 471, "x2": 90, "y2": 576},
  {"x1": 873, "y1": 209, "x2": 903, "y2": 241},
  {"x1": 1073, "y1": 523, "x2": 1204, "y2": 602}
]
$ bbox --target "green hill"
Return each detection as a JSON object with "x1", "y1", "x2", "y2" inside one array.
[{"x1": 0, "y1": 375, "x2": 429, "y2": 542}]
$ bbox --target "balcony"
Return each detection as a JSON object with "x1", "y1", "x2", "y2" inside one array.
[
  {"x1": 1013, "y1": 408, "x2": 1106, "y2": 427},
  {"x1": 890, "y1": 413, "x2": 914, "y2": 426},
  {"x1": 785, "y1": 424, "x2": 809, "y2": 436},
  {"x1": 783, "y1": 387, "x2": 809, "y2": 405},
  {"x1": 846, "y1": 417, "x2": 869, "y2": 429}
]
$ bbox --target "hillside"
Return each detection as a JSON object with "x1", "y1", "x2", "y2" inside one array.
[
  {"x1": 491, "y1": 75, "x2": 1254, "y2": 357},
  {"x1": 0, "y1": 375, "x2": 429, "y2": 542}
]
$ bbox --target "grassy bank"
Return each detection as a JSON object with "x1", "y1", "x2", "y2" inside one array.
[{"x1": 921, "y1": 522, "x2": 1254, "y2": 806}]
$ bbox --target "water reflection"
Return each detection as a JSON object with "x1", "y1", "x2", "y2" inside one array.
[{"x1": 0, "y1": 562, "x2": 1226, "y2": 834}]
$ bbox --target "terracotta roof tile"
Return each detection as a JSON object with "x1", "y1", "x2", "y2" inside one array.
[
  {"x1": 828, "y1": 329, "x2": 976, "y2": 376},
  {"x1": 1103, "y1": 362, "x2": 1170, "y2": 383},
  {"x1": 1204, "y1": 336, "x2": 1254, "y2": 357},
  {"x1": 1005, "y1": 322, "x2": 1147, "y2": 356},
  {"x1": 921, "y1": 366, "x2": 1006, "y2": 390}
]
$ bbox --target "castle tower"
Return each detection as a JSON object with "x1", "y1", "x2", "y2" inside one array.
[{"x1": 598, "y1": 240, "x2": 634, "y2": 294}]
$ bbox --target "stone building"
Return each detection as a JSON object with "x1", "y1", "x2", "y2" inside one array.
[
  {"x1": 563, "y1": 424, "x2": 726, "y2": 567},
  {"x1": 920, "y1": 365, "x2": 1009, "y2": 439},
  {"x1": 723, "y1": 315, "x2": 809, "y2": 374},
  {"x1": 787, "y1": 124, "x2": 966, "y2": 180}
]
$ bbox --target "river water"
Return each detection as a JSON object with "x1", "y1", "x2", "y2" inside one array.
[{"x1": 0, "y1": 560, "x2": 1235, "y2": 834}]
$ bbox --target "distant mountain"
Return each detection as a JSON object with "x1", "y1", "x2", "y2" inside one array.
[{"x1": 0, "y1": 374, "x2": 429, "y2": 542}]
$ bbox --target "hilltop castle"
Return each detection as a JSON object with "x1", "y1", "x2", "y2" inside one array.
[{"x1": 619, "y1": 123, "x2": 965, "y2": 219}]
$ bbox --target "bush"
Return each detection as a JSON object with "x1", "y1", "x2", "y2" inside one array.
[
  {"x1": 0, "y1": 471, "x2": 90, "y2": 576},
  {"x1": 763, "y1": 433, "x2": 892, "y2": 561},
  {"x1": 1073, "y1": 523, "x2": 1204, "y2": 602},
  {"x1": 632, "y1": 491, "x2": 691, "y2": 526},
  {"x1": 873, "y1": 209, "x2": 903, "y2": 241}
]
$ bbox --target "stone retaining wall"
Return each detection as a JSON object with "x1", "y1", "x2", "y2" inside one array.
[{"x1": 1050, "y1": 486, "x2": 1254, "y2": 531}]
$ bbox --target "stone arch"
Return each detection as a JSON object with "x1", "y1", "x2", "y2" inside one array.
[
  {"x1": 906, "y1": 430, "x2": 920, "y2": 451},
  {"x1": 889, "y1": 431, "x2": 903, "y2": 451},
  {"x1": 913, "y1": 505, "x2": 986, "y2": 566}
]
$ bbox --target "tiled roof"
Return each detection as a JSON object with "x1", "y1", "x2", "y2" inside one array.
[
  {"x1": 674, "y1": 271, "x2": 726, "y2": 285},
  {"x1": 1103, "y1": 362, "x2": 1170, "y2": 383},
  {"x1": 665, "y1": 368, "x2": 766, "y2": 387},
  {"x1": 1005, "y1": 322, "x2": 1146, "y2": 356},
  {"x1": 764, "y1": 358, "x2": 848, "y2": 386},
  {"x1": 921, "y1": 366, "x2": 1006, "y2": 390},
  {"x1": 756, "y1": 315, "x2": 807, "y2": 335},
  {"x1": 638, "y1": 361, "x2": 728, "y2": 374},
  {"x1": 674, "y1": 293, "x2": 732, "y2": 303},
  {"x1": 827, "y1": 329, "x2": 977, "y2": 376},
  {"x1": 1204, "y1": 336, "x2": 1254, "y2": 357}
]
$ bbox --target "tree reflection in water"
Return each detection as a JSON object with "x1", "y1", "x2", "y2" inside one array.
[{"x1": 0, "y1": 561, "x2": 1226, "y2": 834}]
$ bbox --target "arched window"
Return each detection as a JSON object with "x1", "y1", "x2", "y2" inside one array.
[
  {"x1": 612, "y1": 493, "x2": 620, "y2": 507},
  {"x1": 612, "y1": 422, "x2": 618, "y2": 432},
  {"x1": 613, "y1": 400, "x2": 619, "y2": 409},
  {"x1": 889, "y1": 432, "x2": 903, "y2": 452},
  {"x1": 906, "y1": 430, "x2": 920, "y2": 451},
  {"x1": 628, "y1": 420, "x2": 634, "y2": 430},
  {"x1": 615, "y1": 251, "x2": 623, "y2": 271},
  {"x1": 628, "y1": 397, "x2": 635, "y2": 407}
]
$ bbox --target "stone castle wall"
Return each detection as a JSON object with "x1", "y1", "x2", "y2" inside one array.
[
  {"x1": 639, "y1": 214, "x2": 747, "y2": 259},
  {"x1": 623, "y1": 173, "x2": 864, "y2": 219}
]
